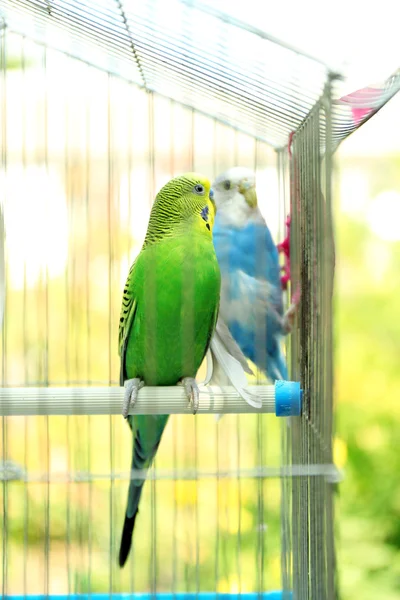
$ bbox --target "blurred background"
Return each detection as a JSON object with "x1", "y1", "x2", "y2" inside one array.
[
  {"x1": 1, "y1": 2, "x2": 400, "y2": 599},
  {"x1": 334, "y1": 104, "x2": 400, "y2": 599}
]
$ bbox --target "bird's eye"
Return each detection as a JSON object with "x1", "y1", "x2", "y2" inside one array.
[
  {"x1": 223, "y1": 180, "x2": 231, "y2": 190},
  {"x1": 194, "y1": 184, "x2": 204, "y2": 194}
]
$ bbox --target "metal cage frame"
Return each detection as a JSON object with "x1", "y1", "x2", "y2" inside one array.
[{"x1": 0, "y1": 2, "x2": 399, "y2": 600}]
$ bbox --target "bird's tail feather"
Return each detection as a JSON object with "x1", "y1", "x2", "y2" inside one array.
[
  {"x1": 210, "y1": 333, "x2": 261, "y2": 408},
  {"x1": 207, "y1": 317, "x2": 262, "y2": 422},
  {"x1": 119, "y1": 424, "x2": 159, "y2": 568},
  {"x1": 118, "y1": 437, "x2": 146, "y2": 567},
  {"x1": 118, "y1": 504, "x2": 140, "y2": 567}
]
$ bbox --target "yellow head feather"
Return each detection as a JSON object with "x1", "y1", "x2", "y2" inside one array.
[{"x1": 144, "y1": 172, "x2": 215, "y2": 246}]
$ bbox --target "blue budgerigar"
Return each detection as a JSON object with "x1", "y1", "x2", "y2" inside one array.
[{"x1": 212, "y1": 167, "x2": 294, "y2": 382}]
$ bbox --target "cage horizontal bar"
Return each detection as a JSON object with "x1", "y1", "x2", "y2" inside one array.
[
  {"x1": 3, "y1": 594, "x2": 290, "y2": 600},
  {"x1": 0, "y1": 383, "x2": 301, "y2": 416},
  {"x1": 0, "y1": 461, "x2": 343, "y2": 483}
]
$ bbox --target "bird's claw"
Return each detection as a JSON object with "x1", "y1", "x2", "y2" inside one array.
[
  {"x1": 283, "y1": 304, "x2": 297, "y2": 334},
  {"x1": 122, "y1": 378, "x2": 144, "y2": 419},
  {"x1": 282, "y1": 285, "x2": 301, "y2": 334},
  {"x1": 181, "y1": 377, "x2": 200, "y2": 415}
]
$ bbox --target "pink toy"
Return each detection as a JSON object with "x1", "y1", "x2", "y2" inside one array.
[
  {"x1": 277, "y1": 214, "x2": 291, "y2": 290},
  {"x1": 337, "y1": 86, "x2": 382, "y2": 126}
]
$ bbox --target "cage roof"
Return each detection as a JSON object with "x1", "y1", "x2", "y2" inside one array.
[{"x1": 1, "y1": 0, "x2": 400, "y2": 149}]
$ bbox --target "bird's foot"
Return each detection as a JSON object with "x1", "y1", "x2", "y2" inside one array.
[
  {"x1": 280, "y1": 265, "x2": 291, "y2": 290},
  {"x1": 283, "y1": 304, "x2": 297, "y2": 334},
  {"x1": 280, "y1": 260, "x2": 291, "y2": 290},
  {"x1": 282, "y1": 285, "x2": 301, "y2": 334},
  {"x1": 122, "y1": 378, "x2": 144, "y2": 419},
  {"x1": 181, "y1": 377, "x2": 200, "y2": 415}
]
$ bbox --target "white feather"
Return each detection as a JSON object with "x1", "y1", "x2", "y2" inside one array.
[
  {"x1": 209, "y1": 333, "x2": 262, "y2": 409},
  {"x1": 206, "y1": 317, "x2": 262, "y2": 421},
  {"x1": 203, "y1": 349, "x2": 214, "y2": 386}
]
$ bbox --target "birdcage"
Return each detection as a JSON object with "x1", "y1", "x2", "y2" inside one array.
[{"x1": 1, "y1": 2, "x2": 400, "y2": 600}]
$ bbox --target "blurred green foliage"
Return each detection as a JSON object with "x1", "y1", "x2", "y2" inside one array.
[{"x1": 335, "y1": 157, "x2": 400, "y2": 600}]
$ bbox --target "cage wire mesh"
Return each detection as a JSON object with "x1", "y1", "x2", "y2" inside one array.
[
  {"x1": 278, "y1": 86, "x2": 337, "y2": 599},
  {"x1": 0, "y1": 30, "x2": 288, "y2": 596},
  {"x1": 0, "y1": 1, "x2": 399, "y2": 599}
]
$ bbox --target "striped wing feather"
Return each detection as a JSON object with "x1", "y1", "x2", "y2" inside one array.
[{"x1": 119, "y1": 262, "x2": 137, "y2": 386}]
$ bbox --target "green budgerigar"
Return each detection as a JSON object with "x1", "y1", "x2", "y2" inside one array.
[{"x1": 118, "y1": 173, "x2": 220, "y2": 567}]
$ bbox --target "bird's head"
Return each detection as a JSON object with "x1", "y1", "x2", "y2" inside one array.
[
  {"x1": 144, "y1": 172, "x2": 216, "y2": 246},
  {"x1": 212, "y1": 167, "x2": 259, "y2": 227}
]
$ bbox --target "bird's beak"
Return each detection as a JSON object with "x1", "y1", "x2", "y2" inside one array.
[{"x1": 239, "y1": 180, "x2": 257, "y2": 208}]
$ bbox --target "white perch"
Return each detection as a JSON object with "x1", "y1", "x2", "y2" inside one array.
[{"x1": 0, "y1": 381, "x2": 302, "y2": 417}]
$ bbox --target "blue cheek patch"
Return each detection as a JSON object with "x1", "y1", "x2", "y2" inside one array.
[{"x1": 201, "y1": 205, "x2": 209, "y2": 222}]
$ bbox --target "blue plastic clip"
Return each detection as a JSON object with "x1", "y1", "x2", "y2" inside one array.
[{"x1": 275, "y1": 380, "x2": 303, "y2": 417}]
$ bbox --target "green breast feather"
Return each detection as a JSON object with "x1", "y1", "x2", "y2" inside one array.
[{"x1": 120, "y1": 232, "x2": 220, "y2": 386}]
